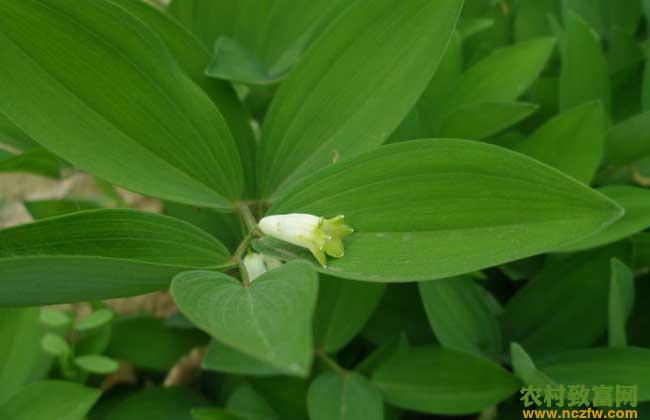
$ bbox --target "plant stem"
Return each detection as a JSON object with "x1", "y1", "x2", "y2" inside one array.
[{"x1": 316, "y1": 349, "x2": 347, "y2": 375}]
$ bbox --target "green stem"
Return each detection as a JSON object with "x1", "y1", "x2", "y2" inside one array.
[{"x1": 316, "y1": 349, "x2": 347, "y2": 375}]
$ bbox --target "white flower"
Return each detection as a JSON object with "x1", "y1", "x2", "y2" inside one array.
[
  {"x1": 258, "y1": 213, "x2": 354, "y2": 267},
  {"x1": 243, "y1": 253, "x2": 268, "y2": 282}
]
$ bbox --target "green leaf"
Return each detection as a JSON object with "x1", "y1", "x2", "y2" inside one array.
[
  {"x1": 443, "y1": 38, "x2": 555, "y2": 115},
  {"x1": 109, "y1": 0, "x2": 257, "y2": 198},
  {"x1": 609, "y1": 259, "x2": 635, "y2": 347},
  {"x1": 106, "y1": 315, "x2": 207, "y2": 371},
  {"x1": 307, "y1": 372, "x2": 384, "y2": 420},
  {"x1": 438, "y1": 102, "x2": 538, "y2": 141},
  {"x1": 371, "y1": 346, "x2": 520, "y2": 415},
  {"x1": 24, "y1": 199, "x2": 103, "y2": 220},
  {"x1": 516, "y1": 101, "x2": 605, "y2": 184},
  {"x1": 226, "y1": 384, "x2": 278, "y2": 420},
  {"x1": 356, "y1": 334, "x2": 409, "y2": 376},
  {"x1": 0, "y1": 209, "x2": 230, "y2": 306},
  {"x1": 314, "y1": 275, "x2": 385, "y2": 353},
  {"x1": 0, "y1": 307, "x2": 49, "y2": 403},
  {"x1": 643, "y1": 60, "x2": 650, "y2": 111},
  {"x1": 558, "y1": 186, "x2": 650, "y2": 252},
  {"x1": 192, "y1": 409, "x2": 243, "y2": 420},
  {"x1": 502, "y1": 244, "x2": 629, "y2": 355},
  {"x1": 102, "y1": 387, "x2": 209, "y2": 420},
  {"x1": 75, "y1": 309, "x2": 114, "y2": 332},
  {"x1": 203, "y1": 340, "x2": 283, "y2": 376},
  {"x1": 41, "y1": 333, "x2": 70, "y2": 357},
  {"x1": 0, "y1": 112, "x2": 38, "y2": 151},
  {"x1": 559, "y1": 12, "x2": 610, "y2": 111},
  {"x1": 632, "y1": 233, "x2": 650, "y2": 269},
  {"x1": 0, "y1": 149, "x2": 63, "y2": 179},
  {"x1": 418, "y1": 276, "x2": 502, "y2": 359},
  {"x1": 257, "y1": 0, "x2": 463, "y2": 196},
  {"x1": 510, "y1": 343, "x2": 556, "y2": 387},
  {"x1": 514, "y1": 0, "x2": 560, "y2": 42},
  {"x1": 0, "y1": 0, "x2": 243, "y2": 209},
  {"x1": 538, "y1": 347, "x2": 650, "y2": 402},
  {"x1": 74, "y1": 354, "x2": 119, "y2": 375},
  {"x1": 0, "y1": 380, "x2": 99, "y2": 420},
  {"x1": 265, "y1": 139, "x2": 623, "y2": 282},
  {"x1": 606, "y1": 111, "x2": 650, "y2": 165},
  {"x1": 40, "y1": 309, "x2": 71, "y2": 328},
  {"x1": 171, "y1": 261, "x2": 318, "y2": 376}
]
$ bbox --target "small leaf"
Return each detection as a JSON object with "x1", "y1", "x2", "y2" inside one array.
[
  {"x1": 606, "y1": 111, "x2": 650, "y2": 165},
  {"x1": 515, "y1": 101, "x2": 605, "y2": 184},
  {"x1": 314, "y1": 275, "x2": 385, "y2": 353},
  {"x1": 171, "y1": 261, "x2": 318, "y2": 376},
  {"x1": 609, "y1": 258, "x2": 635, "y2": 347},
  {"x1": 0, "y1": 0, "x2": 243, "y2": 208},
  {"x1": 74, "y1": 354, "x2": 119, "y2": 375},
  {"x1": 439, "y1": 102, "x2": 538, "y2": 141},
  {"x1": 0, "y1": 380, "x2": 99, "y2": 420},
  {"x1": 443, "y1": 37, "x2": 555, "y2": 114},
  {"x1": 40, "y1": 309, "x2": 71, "y2": 328},
  {"x1": 226, "y1": 384, "x2": 278, "y2": 420},
  {"x1": 100, "y1": 387, "x2": 209, "y2": 420},
  {"x1": 265, "y1": 139, "x2": 623, "y2": 282},
  {"x1": 510, "y1": 343, "x2": 556, "y2": 387},
  {"x1": 75, "y1": 309, "x2": 114, "y2": 332},
  {"x1": 538, "y1": 347, "x2": 650, "y2": 402},
  {"x1": 0, "y1": 209, "x2": 230, "y2": 306},
  {"x1": 203, "y1": 340, "x2": 283, "y2": 376},
  {"x1": 41, "y1": 333, "x2": 71, "y2": 357},
  {"x1": 558, "y1": 186, "x2": 650, "y2": 252},
  {"x1": 257, "y1": 0, "x2": 464, "y2": 195},
  {"x1": 371, "y1": 346, "x2": 520, "y2": 415},
  {"x1": 24, "y1": 200, "x2": 103, "y2": 220},
  {"x1": 418, "y1": 276, "x2": 502, "y2": 359},
  {"x1": 559, "y1": 11, "x2": 610, "y2": 111},
  {"x1": 0, "y1": 149, "x2": 63, "y2": 179},
  {"x1": 307, "y1": 372, "x2": 384, "y2": 420}
]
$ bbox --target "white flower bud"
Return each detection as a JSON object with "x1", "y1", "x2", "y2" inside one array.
[
  {"x1": 258, "y1": 213, "x2": 354, "y2": 267},
  {"x1": 243, "y1": 253, "x2": 268, "y2": 282}
]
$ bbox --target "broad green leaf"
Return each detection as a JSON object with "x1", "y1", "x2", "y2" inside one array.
[
  {"x1": 502, "y1": 244, "x2": 630, "y2": 355},
  {"x1": 538, "y1": 347, "x2": 650, "y2": 401},
  {"x1": 356, "y1": 334, "x2": 409, "y2": 376},
  {"x1": 372, "y1": 346, "x2": 520, "y2": 415},
  {"x1": 107, "y1": 315, "x2": 207, "y2": 371},
  {"x1": 0, "y1": 209, "x2": 230, "y2": 306},
  {"x1": 74, "y1": 355, "x2": 119, "y2": 375},
  {"x1": 226, "y1": 384, "x2": 278, "y2": 420},
  {"x1": 443, "y1": 38, "x2": 555, "y2": 115},
  {"x1": 418, "y1": 276, "x2": 502, "y2": 359},
  {"x1": 307, "y1": 372, "x2": 383, "y2": 420},
  {"x1": 265, "y1": 139, "x2": 623, "y2": 282},
  {"x1": 0, "y1": 0, "x2": 243, "y2": 209},
  {"x1": 608, "y1": 28, "x2": 645, "y2": 76},
  {"x1": 41, "y1": 333, "x2": 70, "y2": 357},
  {"x1": 558, "y1": 186, "x2": 650, "y2": 252},
  {"x1": 257, "y1": 0, "x2": 463, "y2": 196},
  {"x1": 643, "y1": 60, "x2": 650, "y2": 111},
  {"x1": 606, "y1": 111, "x2": 650, "y2": 165},
  {"x1": 0, "y1": 307, "x2": 48, "y2": 403},
  {"x1": 75, "y1": 309, "x2": 114, "y2": 332},
  {"x1": 559, "y1": 12, "x2": 610, "y2": 111},
  {"x1": 171, "y1": 261, "x2": 318, "y2": 376},
  {"x1": 510, "y1": 343, "x2": 556, "y2": 387},
  {"x1": 203, "y1": 340, "x2": 283, "y2": 376},
  {"x1": 609, "y1": 259, "x2": 635, "y2": 347},
  {"x1": 110, "y1": 0, "x2": 256, "y2": 197},
  {"x1": 0, "y1": 380, "x2": 99, "y2": 420},
  {"x1": 515, "y1": 101, "x2": 605, "y2": 184},
  {"x1": 0, "y1": 149, "x2": 63, "y2": 179},
  {"x1": 562, "y1": 0, "x2": 606, "y2": 37},
  {"x1": 0, "y1": 112, "x2": 38, "y2": 151},
  {"x1": 439, "y1": 102, "x2": 538, "y2": 141},
  {"x1": 314, "y1": 275, "x2": 385, "y2": 353},
  {"x1": 102, "y1": 387, "x2": 209, "y2": 420},
  {"x1": 40, "y1": 309, "x2": 71, "y2": 328},
  {"x1": 24, "y1": 199, "x2": 103, "y2": 220}
]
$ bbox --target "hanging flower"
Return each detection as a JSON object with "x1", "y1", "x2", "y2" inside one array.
[{"x1": 258, "y1": 214, "x2": 354, "y2": 267}]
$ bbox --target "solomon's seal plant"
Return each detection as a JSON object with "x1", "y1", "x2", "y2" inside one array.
[{"x1": 1, "y1": 0, "x2": 650, "y2": 418}]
